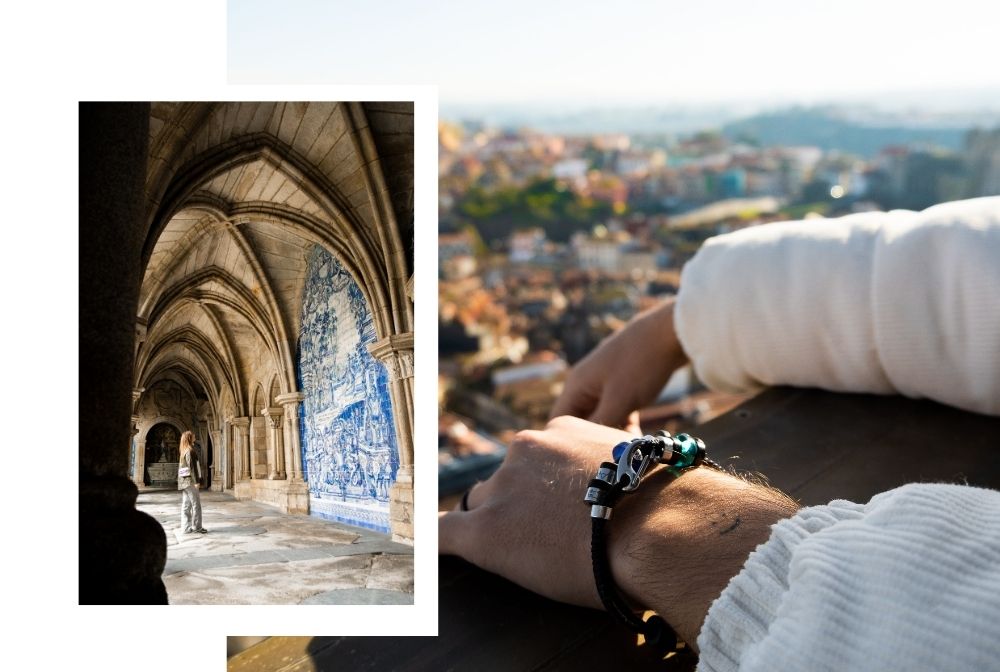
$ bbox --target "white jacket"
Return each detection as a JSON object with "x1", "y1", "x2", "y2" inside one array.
[{"x1": 673, "y1": 197, "x2": 1000, "y2": 670}]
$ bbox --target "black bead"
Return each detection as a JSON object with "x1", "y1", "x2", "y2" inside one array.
[{"x1": 642, "y1": 614, "x2": 677, "y2": 653}]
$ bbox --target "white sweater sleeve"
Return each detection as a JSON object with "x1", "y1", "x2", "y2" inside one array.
[
  {"x1": 696, "y1": 483, "x2": 1000, "y2": 672},
  {"x1": 674, "y1": 196, "x2": 1000, "y2": 416}
]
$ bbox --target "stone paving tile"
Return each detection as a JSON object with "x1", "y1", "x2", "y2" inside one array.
[
  {"x1": 166, "y1": 555, "x2": 413, "y2": 605},
  {"x1": 365, "y1": 554, "x2": 416, "y2": 593},
  {"x1": 137, "y1": 487, "x2": 413, "y2": 605}
]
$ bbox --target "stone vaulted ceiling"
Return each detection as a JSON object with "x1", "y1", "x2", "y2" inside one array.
[{"x1": 135, "y1": 101, "x2": 413, "y2": 428}]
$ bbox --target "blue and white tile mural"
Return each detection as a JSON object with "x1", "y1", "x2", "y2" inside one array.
[{"x1": 297, "y1": 245, "x2": 399, "y2": 532}]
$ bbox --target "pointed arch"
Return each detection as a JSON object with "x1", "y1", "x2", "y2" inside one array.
[{"x1": 143, "y1": 132, "x2": 410, "y2": 340}]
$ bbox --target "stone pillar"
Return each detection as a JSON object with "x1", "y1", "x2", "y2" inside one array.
[
  {"x1": 134, "y1": 437, "x2": 147, "y2": 488},
  {"x1": 232, "y1": 417, "x2": 251, "y2": 480},
  {"x1": 223, "y1": 419, "x2": 234, "y2": 489},
  {"x1": 80, "y1": 102, "x2": 167, "y2": 603},
  {"x1": 130, "y1": 388, "x2": 145, "y2": 486},
  {"x1": 130, "y1": 415, "x2": 141, "y2": 485},
  {"x1": 232, "y1": 417, "x2": 252, "y2": 501},
  {"x1": 368, "y1": 332, "x2": 414, "y2": 543},
  {"x1": 275, "y1": 392, "x2": 305, "y2": 482},
  {"x1": 210, "y1": 429, "x2": 224, "y2": 491},
  {"x1": 196, "y1": 418, "x2": 209, "y2": 485},
  {"x1": 263, "y1": 407, "x2": 285, "y2": 479}
]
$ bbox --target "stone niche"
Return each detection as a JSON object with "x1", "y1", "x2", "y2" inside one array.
[
  {"x1": 297, "y1": 246, "x2": 400, "y2": 533},
  {"x1": 134, "y1": 379, "x2": 199, "y2": 487},
  {"x1": 145, "y1": 422, "x2": 181, "y2": 486}
]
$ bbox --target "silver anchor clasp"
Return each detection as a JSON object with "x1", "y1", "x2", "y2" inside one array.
[{"x1": 616, "y1": 437, "x2": 661, "y2": 492}]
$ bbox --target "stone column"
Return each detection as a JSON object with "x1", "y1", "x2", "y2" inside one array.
[
  {"x1": 80, "y1": 102, "x2": 167, "y2": 603},
  {"x1": 263, "y1": 407, "x2": 285, "y2": 479},
  {"x1": 134, "y1": 436, "x2": 147, "y2": 487},
  {"x1": 130, "y1": 415, "x2": 141, "y2": 486},
  {"x1": 130, "y1": 389, "x2": 145, "y2": 486},
  {"x1": 368, "y1": 332, "x2": 414, "y2": 543},
  {"x1": 223, "y1": 419, "x2": 234, "y2": 489},
  {"x1": 196, "y1": 419, "x2": 210, "y2": 485},
  {"x1": 232, "y1": 417, "x2": 251, "y2": 480},
  {"x1": 275, "y1": 392, "x2": 305, "y2": 482},
  {"x1": 210, "y1": 429, "x2": 223, "y2": 491}
]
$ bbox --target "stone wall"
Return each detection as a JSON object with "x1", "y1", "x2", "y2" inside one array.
[
  {"x1": 250, "y1": 479, "x2": 309, "y2": 514},
  {"x1": 297, "y1": 245, "x2": 399, "y2": 533}
]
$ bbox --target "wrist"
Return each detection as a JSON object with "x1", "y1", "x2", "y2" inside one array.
[
  {"x1": 608, "y1": 466, "x2": 798, "y2": 649},
  {"x1": 637, "y1": 296, "x2": 686, "y2": 356}
]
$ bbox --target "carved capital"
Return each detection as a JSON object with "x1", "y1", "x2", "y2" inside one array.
[
  {"x1": 231, "y1": 416, "x2": 251, "y2": 436},
  {"x1": 275, "y1": 391, "x2": 305, "y2": 410},
  {"x1": 263, "y1": 407, "x2": 284, "y2": 429},
  {"x1": 131, "y1": 387, "x2": 145, "y2": 413},
  {"x1": 367, "y1": 332, "x2": 414, "y2": 381},
  {"x1": 130, "y1": 415, "x2": 141, "y2": 438}
]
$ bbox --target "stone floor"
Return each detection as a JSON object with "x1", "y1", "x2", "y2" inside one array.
[{"x1": 136, "y1": 488, "x2": 413, "y2": 605}]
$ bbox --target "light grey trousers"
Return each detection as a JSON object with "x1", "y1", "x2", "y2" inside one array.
[{"x1": 180, "y1": 485, "x2": 203, "y2": 532}]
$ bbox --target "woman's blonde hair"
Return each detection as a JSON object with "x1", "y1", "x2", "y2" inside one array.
[{"x1": 179, "y1": 430, "x2": 195, "y2": 459}]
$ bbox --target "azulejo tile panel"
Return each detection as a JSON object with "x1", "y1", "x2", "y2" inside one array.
[{"x1": 297, "y1": 246, "x2": 399, "y2": 533}]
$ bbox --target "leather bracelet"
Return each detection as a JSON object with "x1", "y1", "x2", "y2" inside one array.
[{"x1": 583, "y1": 430, "x2": 720, "y2": 657}]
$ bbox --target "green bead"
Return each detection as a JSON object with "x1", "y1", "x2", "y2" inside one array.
[{"x1": 673, "y1": 433, "x2": 698, "y2": 469}]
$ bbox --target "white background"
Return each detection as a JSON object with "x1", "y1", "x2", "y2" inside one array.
[{"x1": 3, "y1": 1, "x2": 439, "y2": 668}]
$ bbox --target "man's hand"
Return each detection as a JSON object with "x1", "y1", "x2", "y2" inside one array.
[
  {"x1": 439, "y1": 416, "x2": 799, "y2": 649},
  {"x1": 550, "y1": 298, "x2": 688, "y2": 428}
]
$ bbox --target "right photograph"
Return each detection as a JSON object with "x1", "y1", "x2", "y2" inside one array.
[
  {"x1": 434, "y1": 111, "x2": 1000, "y2": 669},
  {"x1": 227, "y1": 2, "x2": 1000, "y2": 670}
]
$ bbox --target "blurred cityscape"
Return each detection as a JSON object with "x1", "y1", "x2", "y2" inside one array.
[{"x1": 438, "y1": 106, "x2": 1000, "y2": 499}]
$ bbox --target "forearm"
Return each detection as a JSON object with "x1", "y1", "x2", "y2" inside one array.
[{"x1": 675, "y1": 197, "x2": 1000, "y2": 416}]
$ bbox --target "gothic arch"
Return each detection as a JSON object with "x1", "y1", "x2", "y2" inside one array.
[
  {"x1": 140, "y1": 416, "x2": 188, "y2": 443},
  {"x1": 144, "y1": 137, "x2": 407, "y2": 340}
]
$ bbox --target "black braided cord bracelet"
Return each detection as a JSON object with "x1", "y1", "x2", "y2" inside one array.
[{"x1": 583, "y1": 430, "x2": 721, "y2": 657}]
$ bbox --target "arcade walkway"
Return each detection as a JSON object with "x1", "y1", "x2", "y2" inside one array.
[{"x1": 136, "y1": 489, "x2": 413, "y2": 605}]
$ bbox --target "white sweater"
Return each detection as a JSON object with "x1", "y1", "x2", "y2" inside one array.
[
  {"x1": 697, "y1": 484, "x2": 1000, "y2": 671},
  {"x1": 673, "y1": 197, "x2": 1000, "y2": 671},
  {"x1": 675, "y1": 196, "x2": 1000, "y2": 416}
]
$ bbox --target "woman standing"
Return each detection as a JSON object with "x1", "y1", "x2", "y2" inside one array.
[{"x1": 178, "y1": 430, "x2": 207, "y2": 534}]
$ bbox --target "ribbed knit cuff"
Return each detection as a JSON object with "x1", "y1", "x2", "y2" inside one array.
[
  {"x1": 695, "y1": 501, "x2": 866, "y2": 672},
  {"x1": 696, "y1": 484, "x2": 1000, "y2": 672}
]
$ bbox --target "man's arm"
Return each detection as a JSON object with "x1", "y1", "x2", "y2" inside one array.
[
  {"x1": 553, "y1": 197, "x2": 1000, "y2": 424},
  {"x1": 438, "y1": 416, "x2": 799, "y2": 649},
  {"x1": 676, "y1": 196, "x2": 1000, "y2": 415}
]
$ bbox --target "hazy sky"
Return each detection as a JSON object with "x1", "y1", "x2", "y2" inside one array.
[{"x1": 229, "y1": 0, "x2": 1000, "y2": 108}]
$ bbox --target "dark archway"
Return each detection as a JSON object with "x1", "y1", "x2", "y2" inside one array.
[
  {"x1": 204, "y1": 434, "x2": 213, "y2": 489},
  {"x1": 144, "y1": 423, "x2": 181, "y2": 486}
]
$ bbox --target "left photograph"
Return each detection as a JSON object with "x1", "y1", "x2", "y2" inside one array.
[{"x1": 80, "y1": 102, "x2": 415, "y2": 605}]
